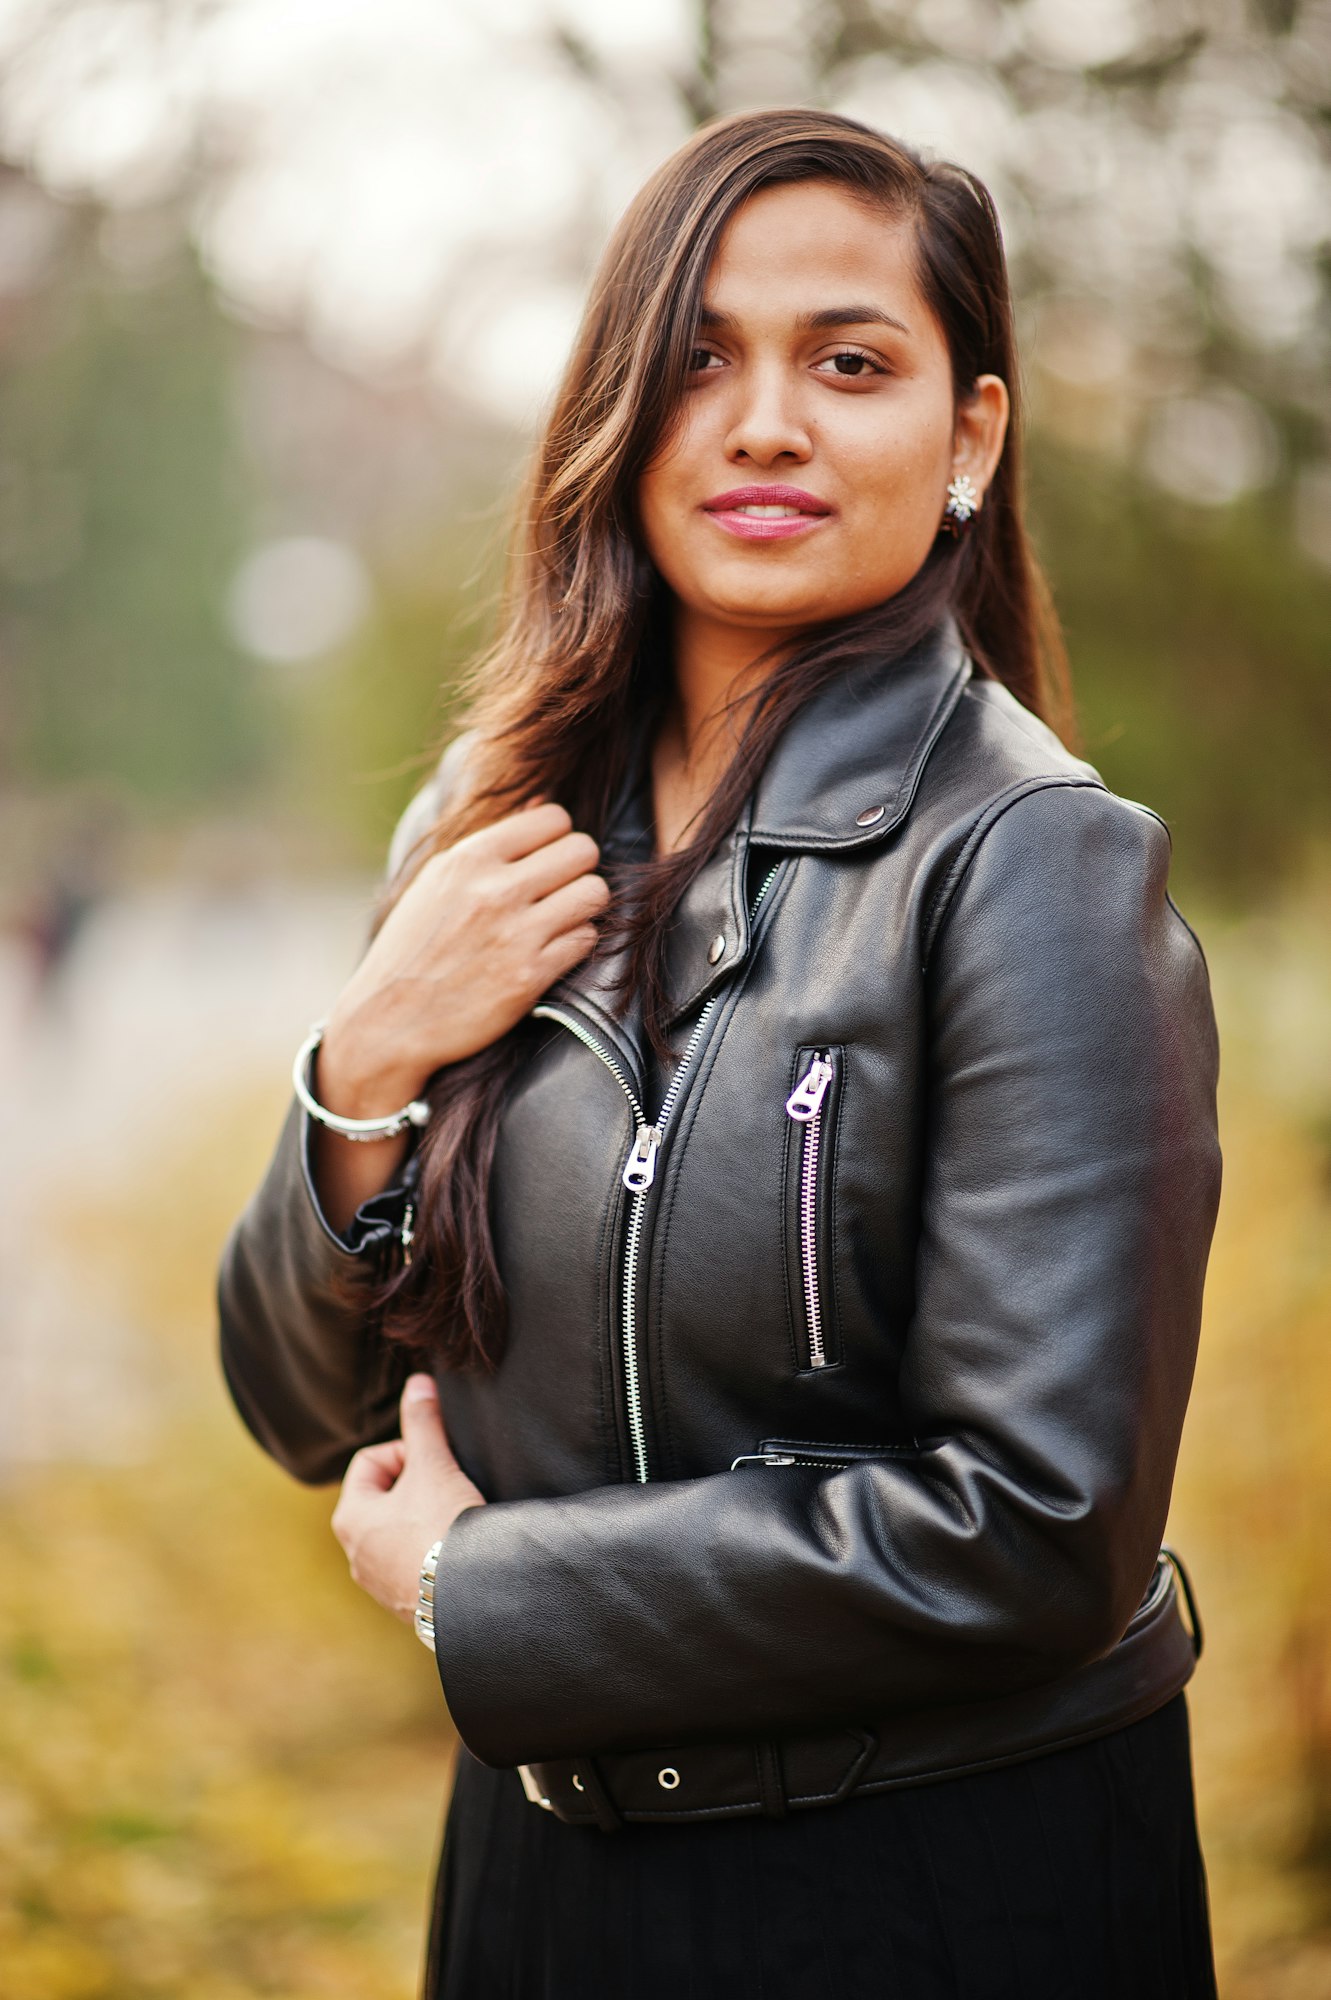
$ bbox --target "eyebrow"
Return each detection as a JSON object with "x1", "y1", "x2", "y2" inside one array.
[{"x1": 699, "y1": 303, "x2": 913, "y2": 337}]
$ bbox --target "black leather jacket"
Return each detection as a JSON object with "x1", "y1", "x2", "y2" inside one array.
[{"x1": 218, "y1": 617, "x2": 1222, "y2": 1829}]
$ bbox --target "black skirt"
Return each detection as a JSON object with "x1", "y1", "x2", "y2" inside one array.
[{"x1": 424, "y1": 1693, "x2": 1217, "y2": 1999}]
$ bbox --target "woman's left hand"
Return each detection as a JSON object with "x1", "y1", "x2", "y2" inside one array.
[{"x1": 331, "y1": 1373, "x2": 486, "y2": 1626}]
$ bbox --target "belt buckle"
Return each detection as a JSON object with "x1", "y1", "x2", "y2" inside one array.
[{"x1": 517, "y1": 1763, "x2": 554, "y2": 1811}]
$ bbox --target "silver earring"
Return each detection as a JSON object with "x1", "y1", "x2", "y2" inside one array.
[{"x1": 941, "y1": 472, "x2": 980, "y2": 537}]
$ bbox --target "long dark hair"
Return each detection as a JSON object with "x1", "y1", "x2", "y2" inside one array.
[{"x1": 360, "y1": 107, "x2": 1073, "y2": 1370}]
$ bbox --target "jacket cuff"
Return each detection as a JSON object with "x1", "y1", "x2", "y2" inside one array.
[
  {"x1": 294, "y1": 1044, "x2": 419, "y2": 1258},
  {"x1": 431, "y1": 1498, "x2": 543, "y2": 1765},
  {"x1": 217, "y1": 1091, "x2": 416, "y2": 1485}
]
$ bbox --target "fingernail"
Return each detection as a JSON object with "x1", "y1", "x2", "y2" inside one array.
[{"x1": 405, "y1": 1374, "x2": 437, "y2": 1402}]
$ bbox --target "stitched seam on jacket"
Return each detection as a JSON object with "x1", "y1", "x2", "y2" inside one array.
[
  {"x1": 761, "y1": 1437, "x2": 918, "y2": 1454},
  {"x1": 920, "y1": 775, "x2": 1107, "y2": 969},
  {"x1": 1164, "y1": 890, "x2": 1212, "y2": 973}
]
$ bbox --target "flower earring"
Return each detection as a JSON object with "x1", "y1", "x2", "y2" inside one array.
[{"x1": 940, "y1": 472, "x2": 980, "y2": 537}]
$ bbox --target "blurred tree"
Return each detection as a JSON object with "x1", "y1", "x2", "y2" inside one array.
[
  {"x1": 0, "y1": 181, "x2": 271, "y2": 805},
  {"x1": 1029, "y1": 444, "x2": 1331, "y2": 900}
]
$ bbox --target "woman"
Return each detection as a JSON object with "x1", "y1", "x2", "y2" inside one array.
[{"x1": 218, "y1": 109, "x2": 1223, "y2": 1997}]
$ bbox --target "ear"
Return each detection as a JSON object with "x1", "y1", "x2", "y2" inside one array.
[{"x1": 951, "y1": 375, "x2": 1010, "y2": 503}]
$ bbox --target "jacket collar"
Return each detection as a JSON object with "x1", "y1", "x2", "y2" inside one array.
[
  {"x1": 747, "y1": 612, "x2": 970, "y2": 851},
  {"x1": 659, "y1": 615, "x2": 971, "y2": 1021},
  {"x1": 549, "y1": 615, "x2": 971, "y2": 1050}
]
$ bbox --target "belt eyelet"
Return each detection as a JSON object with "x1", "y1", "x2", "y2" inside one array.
[{"x1": 657, "y1": 1766, "x2": 680, "y2": 1791}]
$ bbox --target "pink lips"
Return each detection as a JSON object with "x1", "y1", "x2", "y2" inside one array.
[{"x1": 702, "y1": 484, "x2": 835, "y2": 542}]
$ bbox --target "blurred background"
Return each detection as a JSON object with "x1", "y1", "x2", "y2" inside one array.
[{"x1": 0, "y1": 0, "x2": 1328, "y2": 1993}]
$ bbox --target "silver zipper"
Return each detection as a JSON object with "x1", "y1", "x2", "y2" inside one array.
[
  {"x1": 534, "y1": 860, "x2": 782, "y2": 1485},
  {"x1": 731, "y1": 1438, "x2": 917, "y2": 1471},
  {"x1": 530, "y1": 1004, "x2": 648, "y2": 1145},
  {"x1": 730, "y1": 1449, "x2": 849, "y2": 1470},
  {"x1": 531, "y1": 1001, "x2": 660, "y2": 1485},
  {"x1": 785, "y1": 1051, "x2": 835, "y2": 1368}
]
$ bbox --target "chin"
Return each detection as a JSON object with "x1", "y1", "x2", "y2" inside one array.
[
  {"x1": 695, "y1": 573, "x2": 841, "y2": 629},
  {"x1": 705, "y1": 598, "x2": 831, "y2": 633}
]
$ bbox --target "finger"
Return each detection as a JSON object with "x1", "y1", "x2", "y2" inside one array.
[
  {"x1": 399, "y1": 1372, "x2": 456, "y2": 1468},
  {"x1": 508, "y1": 829, "x2": 601, "y2": 903},
  {"x1": 530, "y1": 872, "x2": 611, "y2": 947},
  {"x1": 474, "y1": 803, "x2": 573, "y2": 864},
  {"x1": 340, "y1": 1439, "x2": 406, "y2": 1494},
  {"x1": 539, "y1": 922, "x2": 601, "y2": 980}
]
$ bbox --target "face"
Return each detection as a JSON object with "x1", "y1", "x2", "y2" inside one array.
[{"x1": 635, "y1": 179, "x2": 1009, "y2": 652}]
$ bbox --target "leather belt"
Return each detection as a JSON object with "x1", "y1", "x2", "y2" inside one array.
[
  {"x1": 517, "y1": 1726, "x2": 877, "y2": 1833},
  {"x1": 511, "y1": 1549, "x2": 1202, "y2": 1834}
]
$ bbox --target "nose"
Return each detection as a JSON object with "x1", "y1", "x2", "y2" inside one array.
[{"x1": 722, "y1": 359, "x2": 812, "y2": 468}]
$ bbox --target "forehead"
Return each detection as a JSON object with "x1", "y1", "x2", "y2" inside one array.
[{"x1": 703, "y1": 179, "x2": 929, "y2": 325}]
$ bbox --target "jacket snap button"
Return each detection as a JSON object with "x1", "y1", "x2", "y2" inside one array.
[
  {"x1": 855, "y1": 804, "x2": 886, "y2": 827},
  {"x1": 657, "y1": 1766, "x2": 681, "y2": 1790},
  {"x1": 571, "y1": 1774, "x2": 584, "y2": 1792},
  {"x1": 707, "y1": 934, "x2": 727, "y2": 965}
]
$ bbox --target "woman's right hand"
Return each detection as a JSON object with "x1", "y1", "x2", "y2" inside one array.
[{"x1": 318, "y1": 802, "x2": 610, "y2": 1116}]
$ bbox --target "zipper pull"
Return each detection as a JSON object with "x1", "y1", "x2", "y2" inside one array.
[
  {"x1": 785, "y1": 1052, "x2": 834, "y2": 1123},
  {"x1": 622, "y1": 1123, "x2": 662, "y2": 1193},
  {"x1": 400, "y1": 1201, "x2": 415, "y2": 1267}
]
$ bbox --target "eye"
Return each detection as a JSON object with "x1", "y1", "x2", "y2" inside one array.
[
  {"x1": 688, "y1": 346, "x2": 725, "y2": 374},
  {"x1": 815, "y1": 349, "x2": 886, "y2": 380}
]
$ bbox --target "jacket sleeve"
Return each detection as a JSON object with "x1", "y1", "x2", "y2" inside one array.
[
  {"x1": 216, "y1": 745, "x2": 464, "y2": 1485},
  {"x1": 430, "y1": 782, "x2": 1224, "y2": 1766}
]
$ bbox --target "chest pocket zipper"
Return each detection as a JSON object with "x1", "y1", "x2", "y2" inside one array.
[
  {"x1": 785, "y1": 1047, "x2": 842, "y2": 1370},
  {"x1": 731, "y1": 1437, "x2": 919, "y2": 1471}
]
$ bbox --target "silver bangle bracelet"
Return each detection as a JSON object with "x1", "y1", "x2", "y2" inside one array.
[
  {"x1": 292, "y1": 1021, "x2": 432, "y2": 1143},
  {"x1": 414, "y1": 1538, "x2": 443, "y2": 1653}
]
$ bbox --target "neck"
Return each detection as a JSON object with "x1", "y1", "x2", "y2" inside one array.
[
  {"x1": 668, "y1": 604, "x2": 797, "y2": 765},
  {"x1": 650, "y1": 602, "x2": 798, "y2": 856}
]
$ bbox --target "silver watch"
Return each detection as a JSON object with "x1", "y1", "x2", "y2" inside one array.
[{"x1": 414, "y1": 1538, "x2": 443, "y2": 1653}]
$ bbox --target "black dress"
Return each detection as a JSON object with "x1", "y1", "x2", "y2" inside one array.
[{"x1": 425, "y1": 1692, "x2": 1216, "y2": 1999}]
